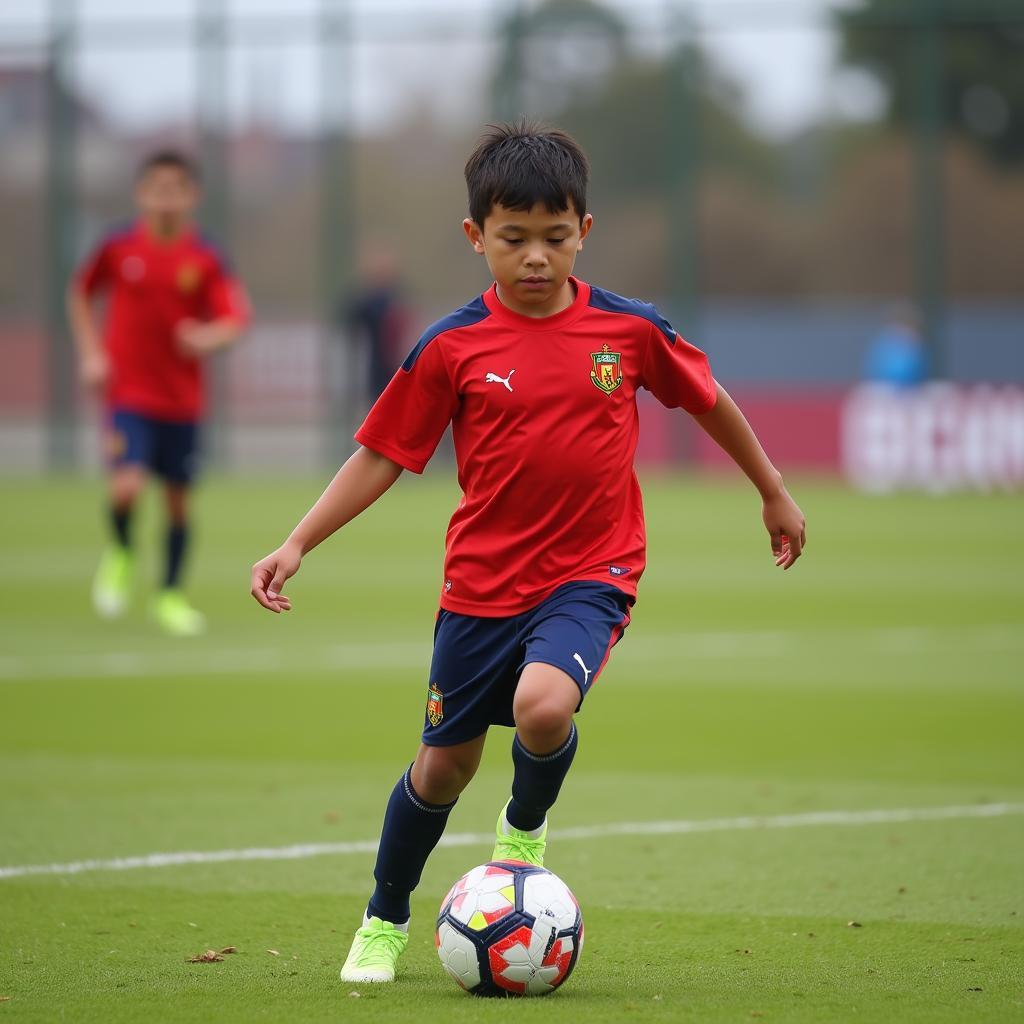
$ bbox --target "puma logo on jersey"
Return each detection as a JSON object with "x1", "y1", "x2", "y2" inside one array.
[
  {"x1": 573, "y1": 652, "x2": 592, "y2": 686},
  {"x1": 485, "y1": 369, "x2": 515, "y2": 392}
]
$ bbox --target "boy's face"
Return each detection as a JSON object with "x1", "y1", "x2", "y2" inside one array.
[
  {"x1": 135, "y1": 165, "x2": 199, "y2": 226},
  {"x1": 463, "y1": 202, "x2": 593, "y2": 316}
]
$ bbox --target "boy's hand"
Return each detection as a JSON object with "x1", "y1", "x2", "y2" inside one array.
[
  {"x1": 762, "y1": 486, "x2": 806, "y2": 570},
  {"x1": 79, "y1": 350, "x2": 109, "y2": 395},
  {"x1": 251, "y1": 541, "x2": 302, "y2": 613},
  {"x1": 175, "y1": 319, "x2": 217, "y2": 357}
]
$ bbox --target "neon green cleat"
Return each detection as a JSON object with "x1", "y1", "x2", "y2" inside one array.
[
  {"x1": 91, "y1": 546, "x2": 134, "y2": 618},
  {"x1": 339, "y1": 915, "x2": 409, "y2": 983},
  {"x1": 152, "y1": 589, "x2": 206, "y2": 637},
  {"x1": 492, "y1": 799, "x2": 547, "y2": 867}
]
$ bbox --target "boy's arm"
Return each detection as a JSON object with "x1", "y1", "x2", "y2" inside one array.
[
  {"x1": 250, "y1": 446, "x2": 404, "y2": 612},
  {"x1": 693, "y1": 382, "x2": 806, "y2": 569},
  {"x1": 176, "y1": 316, "x2": 246, "y2": 357},
  {"x1": 66, "y1": 283, "x2": 108, "y2": 396},
  {"x1": 178, "y1": 262, "x2": 251, "y2": 356}
]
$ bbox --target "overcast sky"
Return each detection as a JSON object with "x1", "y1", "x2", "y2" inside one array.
[{"x1": 1, "y1": 0, "x2": 876, "y2": 137}]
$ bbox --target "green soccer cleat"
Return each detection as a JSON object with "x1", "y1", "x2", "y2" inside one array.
[
  {"x1": 492, "y1": 799, "x2": 547, "y2": 867},
  {"x1": 91, "y1": 546, "x2": 134, "y2": 619},
  {"x1": 339, "y1": 915, "x2": 409, "y2": 983},
  {"x1": 152, "y1": 589, "x2": 206, "y2": 637}
]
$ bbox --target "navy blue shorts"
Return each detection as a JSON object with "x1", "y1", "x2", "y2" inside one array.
[
  {"x1": 106, "y1": 409, "x2": 201, "y2": 485},
  {"x1": 422, "y1": 581, "x2": 632, "y2": 747}
]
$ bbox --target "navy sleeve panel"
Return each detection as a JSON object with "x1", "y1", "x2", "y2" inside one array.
[
  {"x1": 401, "y1": 295, "x2": 490, "y2": 371},
  {"x1": 587, "y1": 286, "x2": 676, "y2": 343}
]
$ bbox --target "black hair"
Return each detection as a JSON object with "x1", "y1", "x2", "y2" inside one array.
[
  {"x1": 137, "y1": 149, "x2": 201, "y2": 183},
  {"x1": 464, "y1": 119, "x2": 589, "y2": 227}
]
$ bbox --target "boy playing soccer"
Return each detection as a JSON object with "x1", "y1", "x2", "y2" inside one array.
[
  {"x1": 250, "y1": 122, "x2": 806, "y2": 982},
  {"x1": 69, "y1": 150, "x2": 250, "y2": 636}
]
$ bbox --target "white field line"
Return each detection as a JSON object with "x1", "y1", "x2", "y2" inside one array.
[
  {"x1": 1, "y1": 802, "x2": 1021, "y2": 882},
  {"x1": 0, "y1": 624, "x2": 1021, "y2": 682}
]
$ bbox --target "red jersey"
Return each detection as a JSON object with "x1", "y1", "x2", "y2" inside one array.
[
  {"x1": 356, "y1": 278, "x2": 717, "y2": 617},
  {"x1": 76, "y1": 221, "x2": 250, "y2": 421}
]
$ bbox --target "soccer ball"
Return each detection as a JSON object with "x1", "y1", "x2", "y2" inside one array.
[{"x1": 435, "y1": 860, "x2": 583, "y2": 997}]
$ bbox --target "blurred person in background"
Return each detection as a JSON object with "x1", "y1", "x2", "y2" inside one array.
[
  {"x1": 67, "y1": 150, "x2": 250, "y2": 636},
  {"x1": 343, "y1": 242, "x2": 410, "y2": 407},
  {"x1": 863, "y1": 303, "x2": 928, "y2": 389}
]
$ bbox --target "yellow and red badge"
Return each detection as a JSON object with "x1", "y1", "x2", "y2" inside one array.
[
  {"x1": 426, "y1": 684, "x2": 444, "y2": 727},
  {"x1": 176, "y1": 262, "x2": 201, "y2": 293},
  {"x1": 590, "y1": 343, "x2": 622, "y2": 394}
]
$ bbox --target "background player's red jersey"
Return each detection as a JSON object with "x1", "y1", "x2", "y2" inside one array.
[
  {"x1": 76, "y1": 221, "x2": 250, "y2": 421},
  {"x1": 356, "y1": 277, "x2": 716, "y2": 616}
]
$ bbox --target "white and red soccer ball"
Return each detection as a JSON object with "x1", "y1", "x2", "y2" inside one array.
[{"x1": 435, "y1": 860, "x2": 583, "y2": 997}]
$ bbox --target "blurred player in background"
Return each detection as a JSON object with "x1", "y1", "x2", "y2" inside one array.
[
  {"x1": 68, "y1": 150, "x2": 250, "y2": 636},
  {"x1": 343, "y1": 242, "x2": 410, "y2": 406}
]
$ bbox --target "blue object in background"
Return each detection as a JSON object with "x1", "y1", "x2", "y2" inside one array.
[{"x1": 864, "y1": 319, "x2": 928, "y2": 389}]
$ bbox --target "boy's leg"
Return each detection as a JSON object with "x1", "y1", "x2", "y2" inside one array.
[
  {"x1": 495, "y1": 583, "x2": 631, "y2": 863},
  {"x1": 492, "y1": 665, "x2": 579, "y2": 864},
  {"x1": 93, "y1": 411, "x2": 149, "y2": 617},
  {"x1": 162, "y1": 482, "x2": 191, "y2": 589},
  {"x1": 368, "y1": 737, "x2": 486, "y2": 923},
  {"x1": 341, "y1": 735, "x2": 485, "y2": 983},
  {"x1": 152, "y1": 421, "x2": 205, "y2": 636}
]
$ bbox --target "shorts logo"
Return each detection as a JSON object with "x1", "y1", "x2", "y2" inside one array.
[
  {"x1": 590, "y1": 344, "x2": 622, "y2": 394},
  {"x1": 426, "y1": 683, "x2": 444, "y2": 727}
]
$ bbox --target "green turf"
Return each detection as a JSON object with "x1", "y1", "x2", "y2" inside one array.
[{"x1": 1, "y1": 473, "x2": 1022, "y2": 1022}]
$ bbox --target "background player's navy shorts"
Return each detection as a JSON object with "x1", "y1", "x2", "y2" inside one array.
[
  {"x1": 422, "y1": 581, "x2": 632, "y2": 746},
  {"x1": 107, "y1": 409, "x2": 201, "y2": 484}
]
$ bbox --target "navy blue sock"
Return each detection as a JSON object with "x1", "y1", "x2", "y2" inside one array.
[
  {"x1": 367, "y1": 768, "x2": 456, "y2": 925},
  {"x1": 165, "y1": 524, "x2": 188, "y2": 589},
  {"x1": 110, "y1": 506, "x2": 132, "y2": 549},
  {"x1": 506, "y1": 722, "x2": 578, "y2": 832}
]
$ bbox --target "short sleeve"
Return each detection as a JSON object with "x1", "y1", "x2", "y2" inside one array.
[
  {"x1": 641, "y1": 322, "x2": 717, "y2": 414},
  {"x1": 354, "y1": 337, "x2": 458, "y2": 473},
  {"x1": 75, "y1": 239, "x2": 113, "y2": 296}
]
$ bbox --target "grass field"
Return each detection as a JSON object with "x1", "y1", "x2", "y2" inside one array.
[{"x1": 1, "y1": 472, "x2": 1022, "y2": 1022}]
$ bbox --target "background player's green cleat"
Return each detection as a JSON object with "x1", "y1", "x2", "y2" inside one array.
[
  {"x1": 339, "y1": 915, "x2": 409, "y2": 983},
  {"x1": 492, "y1": 800, "x2": 547, "y2": 866},
  {"x1": 91, "y1": 546, "x2": 134, "y2": 618},
  {"x1": 152, "y1": 589, "x2": 206, "y2": 637}
]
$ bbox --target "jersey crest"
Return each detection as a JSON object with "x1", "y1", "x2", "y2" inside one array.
[
  {"x1": 590, "y1": 344, "x2": 622, "y2": 394},
  {"x1": 426, "y1": 683, "x2": 444, "y2": 727},
  {"x1": 177, "y1": 262, "x2": 201, "y2": 293}
]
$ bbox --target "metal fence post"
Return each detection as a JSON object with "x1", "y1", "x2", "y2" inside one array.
[{"x1": 45, "y1": 0, "x2": 79, "y2": 471}]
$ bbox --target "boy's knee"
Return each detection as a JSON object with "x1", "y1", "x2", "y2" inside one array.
[
  {"x1": 412, "y1": 746, "x2": 478, "y2": 805},
  {"x1": 514, "y1": 697, "x2": 574, "y2": 752}
]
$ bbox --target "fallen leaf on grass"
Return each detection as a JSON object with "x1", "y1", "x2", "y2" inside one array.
[
  {"x1": 266, "y1": 949, "x2": 280, "y2": 957},
  {"x1": 348, "y1": 991, "x2": 361, "y2": 999},
  {"x1": 187, "y1": 950, "x2": 224, "y2": 963},
  {"x1": 0, "y1": 996, "x2": 12, "y2": 1002},
  {"x1": 967, "y1": 987, "x2": 983, "y2": 992},
  {"x1": 220, "y1": 947, "x2": 238, "y2": 955},
  {"x1": 847, "y1": 921, "x2": 862, "y2": 928}
]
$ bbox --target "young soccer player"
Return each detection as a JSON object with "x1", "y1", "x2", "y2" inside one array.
[
  {"x1": 250, "y1": 122, "x2": 806, "y2": 983},
  {"x1": 69, "y1": 150, "x2": 250, "y2": 636}
]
